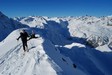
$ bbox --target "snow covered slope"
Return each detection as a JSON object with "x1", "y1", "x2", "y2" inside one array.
[
  {"x1": 0, "y1": 12, "x2": 112, "y2": 75},
  {"x1": 0, "y1": 29, "x2": 86, "y2": 75},
  {"x1": 13, "y1": 15, "x2": 112, "y2": 75},
  {"x1": 0, "y1": 11, "x2": 29, "y2": 41},
  {"x1": 15, "y1": 15, "x2": 112, "y2": 50}
]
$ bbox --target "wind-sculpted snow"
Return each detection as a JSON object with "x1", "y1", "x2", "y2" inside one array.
[
  {"x1": 0, "y1": 29, "x2": 86, "y2": 75},
  {"x1": 58, "y1": 42, "x2": 112, "y2": 75},
  {"x1": 13, "y1": 15, "x2": 112, "y2": 75},
  {"x1": 1, "y1": 11, "x2": 112, "y2": 75}
]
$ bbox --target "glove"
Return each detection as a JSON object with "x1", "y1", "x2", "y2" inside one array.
[{"x1": 17, "y1": 38, "x2": 19, "y2": 41}]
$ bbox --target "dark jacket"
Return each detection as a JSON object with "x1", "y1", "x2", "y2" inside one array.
[{"x1": 17, "y1": 32, "x2": 29, "y2": 42}]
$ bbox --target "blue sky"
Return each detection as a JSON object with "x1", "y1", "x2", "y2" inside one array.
[{"x1": 0, "y1": 0, "x2": 112, "y2": 17}]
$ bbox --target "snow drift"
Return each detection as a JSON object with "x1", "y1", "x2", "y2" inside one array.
[
  {"x1": 0, "y1": 29, "x2": 85, "y2": 75},
  {"x1": 0, "y1": 11, "x2": 112, "y2": 75}
]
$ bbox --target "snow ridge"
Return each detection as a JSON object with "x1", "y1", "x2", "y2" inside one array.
[{"x1": 0, "y1": 12, "x2": 112, "y2": 75}]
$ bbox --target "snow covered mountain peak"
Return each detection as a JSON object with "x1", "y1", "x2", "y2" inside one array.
[
  {"x1": 0, "y1": 12, "x2": 112, "y2": 75},
  {"x1": 0, "y1": 11, "x2": 6, "y2": 17},
  {"x1": 13, "y1": 15, "x2": 112, "y2": 49},
  {"x1": 14, "y1": 16, "x2": 47, "y2": 28},
  {"x1": 0, "y1": 12, "x2": 28, "y2": 41},
  {"x1": 0, "y1": 29, "x2": 86, "y2": 75}
]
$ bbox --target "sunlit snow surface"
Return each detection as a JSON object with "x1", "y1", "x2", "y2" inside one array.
[{"x1": 0, "y1": 12, "x2": 112, "y2": 75}]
